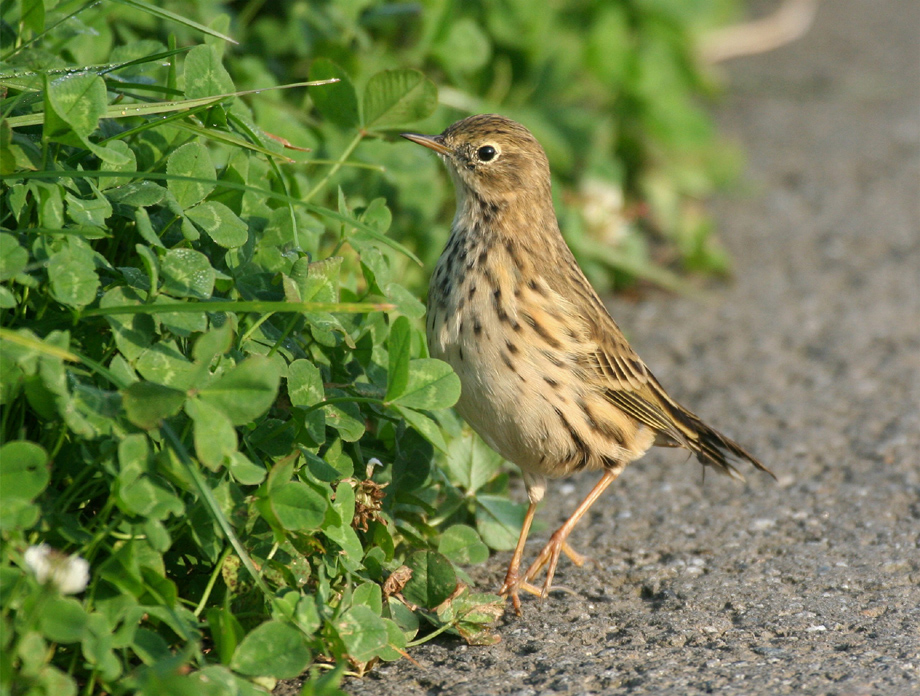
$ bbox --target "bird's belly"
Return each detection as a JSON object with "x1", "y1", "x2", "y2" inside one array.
[{"x1": 428, "y1": 300, "x2": 624, "y2": 479}]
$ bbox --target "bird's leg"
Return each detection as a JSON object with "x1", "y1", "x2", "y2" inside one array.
[
  {"x1": 562, "y1": 543, "x2": 590, "y2": 567},
  {"x1": 521, "y1": 467, "x2": 622, "y2": 599},
  {"x1": 498, "y1": 500, "x2": 539, "y2": 615}
]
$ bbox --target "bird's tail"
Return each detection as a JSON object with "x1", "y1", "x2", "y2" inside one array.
[
  {"x1": 690, "y1": 418, "x2": 774, "y2": 481},
  {"x1": 659, "y1": 398, "x2": 774, "y2": 481}
]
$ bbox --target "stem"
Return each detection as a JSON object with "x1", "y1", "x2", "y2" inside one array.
[
  {"x1": 162, "y1": 425, "x2": 273, "y2": 599},
  {"x1": 193, "y1": 545, "x2": 232, "y2": 617},
  {"x1": 303, "y1": 131, "x2": 365, "y2": 203},
  {"x1": 300, "y1": 395, "x2": 386, "y2": 416}
]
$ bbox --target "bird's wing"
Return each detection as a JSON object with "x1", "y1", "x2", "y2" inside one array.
[
  {"x1": 582, "y1": 315, "x2": 772, "y2": 479},
  {"x1": 578, "y1": 327, "x2": 690, "y2": 447}
]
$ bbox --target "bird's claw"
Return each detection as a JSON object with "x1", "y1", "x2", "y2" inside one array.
[{"x1": 499, "y1": 539, "x2": 591, "y2": 613}]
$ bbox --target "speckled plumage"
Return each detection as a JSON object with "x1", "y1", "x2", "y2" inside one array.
[{"x1": 403, "y1": 114, "x2": 771, "y2": 613}]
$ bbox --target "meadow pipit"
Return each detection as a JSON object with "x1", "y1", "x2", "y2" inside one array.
[{"x1": 403, "y1": 114, "x2": 772, "y2": 614}]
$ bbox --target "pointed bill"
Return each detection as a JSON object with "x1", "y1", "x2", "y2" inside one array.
[{"x1": 400, "y1": 132, "x2": 450, "y2": 155}]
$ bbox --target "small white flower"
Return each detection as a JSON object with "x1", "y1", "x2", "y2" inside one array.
[
  {"x1": 24, "y1": 544, "x2": 90, "y2": 595},
  {"x1": 366, "y1": 457, "x2": 384, "y2": 478}
]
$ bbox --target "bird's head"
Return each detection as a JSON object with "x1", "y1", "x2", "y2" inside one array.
[{"x1": 402, "y1": 114, "x2": 552, "y2": 205}]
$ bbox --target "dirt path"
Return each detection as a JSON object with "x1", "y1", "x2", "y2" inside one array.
[{"x1": 345, "y1": 1, "x2": 920, "y2": 693}]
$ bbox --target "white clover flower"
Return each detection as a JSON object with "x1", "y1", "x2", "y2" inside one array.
[
  {"x1": 24, "y1": 544, "x2": 90, "y2": 595},
  {"x1": 365, "y1": 457, "x2": 384, "y2": 478}
]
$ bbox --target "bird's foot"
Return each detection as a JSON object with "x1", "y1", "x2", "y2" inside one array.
[
  {"x1": 500, "y1": 540, "x2": 590, "y2": 614},
  {"x1": 498, "y1": 570, "x2": 543, "y2": 615}
]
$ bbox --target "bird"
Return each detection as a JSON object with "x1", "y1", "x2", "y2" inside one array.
[{"x1": 402, "y1": 114, "x2": 772, "y2": 614}]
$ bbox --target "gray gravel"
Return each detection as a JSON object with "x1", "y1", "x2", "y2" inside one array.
[{"x1": 344, "y1": 1, "x2": 920, "y2": 693}]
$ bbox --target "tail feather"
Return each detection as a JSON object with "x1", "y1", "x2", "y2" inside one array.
[{"x1": 657, "y1": 395, "x2": 773, "y2": 481}]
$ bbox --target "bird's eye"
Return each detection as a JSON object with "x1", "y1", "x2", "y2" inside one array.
[{"x1": 477, "y1": 145, "x2": 498, "y2": 162}]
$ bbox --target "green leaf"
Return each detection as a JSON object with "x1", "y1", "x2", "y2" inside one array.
[
  {"x1": 166, "y1": 140, "x2": 215, "y2": 209},
  {"x1": 0, "y1": 441, "x2": 49, "y2": 502},
  {"x1": 376, "y1": 617, "x2": 409, "y2": 662},
  {"x1": 445, "y1": 432, "x2": 504, "y2": 493},
  {"x1": 230, "y1": 620, "x2": 311, "y2": 679},
  {"x1": 48, "y1": 246, "x2": 99, "y2": 309},
  {"x1": 227, "y1": 451, "x2": 266, "y2": 485},
  {"x1": 205, "y1": 607, "x2": 244, "y2": 665},
  {"x1": 309, "y1": 58, "x2": 359, "y2": 129},
  {"x1": 122, "y1": 381, "x2": 186, "y2": 430},
  {"x1": 475, "y1": 494, "x2": 528, "y2": 551},
  {"x1": 39, "y1": 597, "x2": 89, "y2": 644},
  {"x1": 197, "y1": 356, "x2": 280, "y2": 425},
  {"x1": 433, "y1": 18, "x2": 492, "y2": 76},
  {"x1": 323, "y1": 481, "x2": 362, "y2": 558},
  {"x1": 438, "y1": 524, "x2": 489, "y2": 565},
  {"x1": 293, "y1": 595, "x2": 321, "y2": 635},
  {"x1": 160, "y1": 248, "x2": 215, "y2": 299},
  {"x1": 287, "y1": 359, "x2": 324, "y2": 408},
  {"x1": 186, "y1": 397, "x2": 237, "y2": 470},
  {"x1": 352, "y1": 582, "x2": 383, "y2": 614},
  {"x1": 334, "y1": 606, "x2": 388, "y2": 663},
  {"x1": 0, "y1": 233, "x2": 29, "y2": 281},
  {"x1": 271, "y1": 481, "x2": 327, "y2": 531},
  {"x1": 44, "y1": 73, "x2": 107, "y2": 142},
  {"x1": 324, "y1": 395, "x2": 365, "y2": 442},
  {"x1": 192, "y1": 322, "x2": 234, "y2": 364},
  {"x1": 101, "y1": 287, "x2": 154, "y2": 361},
  {"x1": 0, "y1": 441, "x2": 47, "y2": 530},
  {"x1": 362, "y1": 69, "x2": 438, "y2": 130},
  {"x1": 135, "y1": 341, "x2": 199, "y2": 390},
  {"x1": 185, "y1": 201, "x2": 248, "y2": 248},
  {"x1": 43, "y1": 73, "x2": 129, "y2": 165},
  {"x1": 394, "y1": 405, "x2": 448, "y2": 453},
  {"x1": 97, "y1": 141, "x2": 137, "y2": 191},
  {"x1": 65, "y1": 189, "x2": 112, "y2": 229},
  {"x1": 402, "y1": 550, "x2": 458, "y2": 609},
  {"x1": 387, "y1": 358, "x2": 460, "y2": 410},
  {"x1": 184, "y1": 44, "x2": 235, "y2": 99},
  {"x1": 287, "y1": 359, "x2": 325, "y2": 444},
  {"x1": 385, "y1": 316, "x2": 411, "y2": 402},
  {"x1": 288, "y1": 256, "x2": 341, "y2": 303}
]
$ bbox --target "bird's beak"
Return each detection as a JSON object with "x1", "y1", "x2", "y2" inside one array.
[{"x1": 400, "y1": 132, "x2": 451, "y2": 156}]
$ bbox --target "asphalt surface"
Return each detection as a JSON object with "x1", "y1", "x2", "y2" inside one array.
[{"x1": 295, "y1": 1, "x2": 920, "y2": 693}]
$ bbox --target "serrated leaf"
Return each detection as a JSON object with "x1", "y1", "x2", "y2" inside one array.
[{"x1": 362, "y1": 69, "x2": 437, "y2": 129}]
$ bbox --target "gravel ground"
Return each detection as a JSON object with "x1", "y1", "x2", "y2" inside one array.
[{"x1": 290, "y1": 1, "x2": 920, "y2": 693}]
